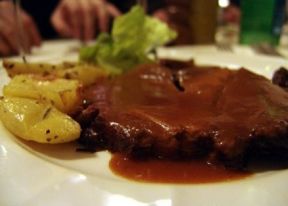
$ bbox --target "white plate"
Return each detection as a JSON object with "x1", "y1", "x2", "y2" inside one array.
[{"x1": 1, "y1": 42, "x2": 288, "y2": 206}]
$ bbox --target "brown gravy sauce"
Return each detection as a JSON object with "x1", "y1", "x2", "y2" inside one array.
[
  {"x1": 109, "y1": 154, "x2": 251, "y2": 184},
  {"x1": 82, "y1": 63, "x2": 288, "y2": 183},
  {"x1": 84, "y1": 64, "x2": 288, "y2": 160}
]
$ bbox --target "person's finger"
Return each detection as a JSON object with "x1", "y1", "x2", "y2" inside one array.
[
  {"x1": 0, "y1": 44, "x2": 13, "y2": 56},
  {"x1": 96, "y1": 3, "x2": 122, "y2": 32},
  {"x1": 0, "y1": 38, "x2": 14, "y2": 56},
  {"x1": 82, "y1": 3, "x2": 95, "y2": 41},
  {"x1": 0, "y1": 2, "x2": 18, "y2": 54},
  {"x1": 66, "y1": 3, "x2": 82, "y2": 39},
  {"x1": 106, "y1": 3, "x2": 122, "y2": 17},
  {"x1": 93, "y1": 1, "x2": 108, "y2": 33},
  {"x1": 0, "y1": 26, "x2": 18, "y2": 54},
  {"x1": 51, "y1": 4, "x2": 73, "y2": 37},
  {"x1": 22, "y1": 11, "x2": 41, "y2": 47},
  {"x1": 0, "y1": 2, "x2": 14, "y2": 25}
]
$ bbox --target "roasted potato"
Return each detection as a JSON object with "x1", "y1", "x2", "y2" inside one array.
[
  {"x1": 3, "y1": 75, "x2": 82, "y2": 114},
  {"x1": 2, "y1": 60, "x2": 65, "y2": 77},
  {"x1": 0, "y1": 60, "x2": 108, "y2": 144},
  {"x1": 0, "y1": 97, "x2": 81, "y2": 144},
  {"x1": 56, "y1": 64, "x2": 108, "y2": 86},
  {"x1": 2, "y1": 60, "x2": 108, "y2": 86}
]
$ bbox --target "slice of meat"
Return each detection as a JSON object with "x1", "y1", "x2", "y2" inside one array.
[{"x1": 77, "y1": 61, "x2": 288, "y2": 168}]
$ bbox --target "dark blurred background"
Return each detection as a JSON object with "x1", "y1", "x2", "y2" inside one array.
[
  {"x1": 21, "y1": 0, "x2": 241, "y2": 44},
  {"x1": 21, "y1": 0, "x2": 166, "y2": 39}
]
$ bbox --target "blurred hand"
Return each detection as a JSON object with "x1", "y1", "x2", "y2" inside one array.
[
  {"x1": 51, "y1": 0, "x2": 121, "y2": 41},
  {"x1": 0, "y1": 1, "x2": 41, "y2": 57}
]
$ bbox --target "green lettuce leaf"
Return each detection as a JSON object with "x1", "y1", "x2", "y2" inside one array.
[{"x1": 79, "y1": 5, "x2": 177, "y2": 74}]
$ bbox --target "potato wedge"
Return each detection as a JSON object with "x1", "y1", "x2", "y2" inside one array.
[
  {"x1": 2, "y1": 59, "x2": 65, "y2": 77},
  {"x1": 0, "y1": 97, "x2": 80, "y2": 143},
  {"x1": 56, "y1": 64, "x2": 108, "y2": 86},
  {"x1": 2, "y1": 60, "x2": 108, "y2": 86},
  {"x1": 3, "y1": 75, "x2": 81, "y2": 114}
]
